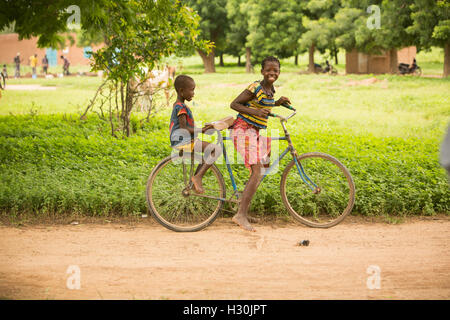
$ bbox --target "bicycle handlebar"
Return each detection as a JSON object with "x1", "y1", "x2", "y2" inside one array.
[
  {"x1": 269, "y1": 104, "x2": 297, "y2": 122},
  {"x1": 281, "y1": 103, "x2": 296, "y2": 111}
]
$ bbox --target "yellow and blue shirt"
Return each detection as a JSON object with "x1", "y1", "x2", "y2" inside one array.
[{"x1": 237, "y1": 80, "x2": 275, "y2": 129}]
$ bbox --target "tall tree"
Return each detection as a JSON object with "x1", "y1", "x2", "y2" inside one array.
[
  {"x1": 226, "y1": 0, "x2": 252, "y2": 72},
  {"x1": 299, "y1": 0, "x2": 342, "y2": 72},
  {"x1": 245, "y1": 0, "x2": 303, "y2": 67},
  {"x1": 185, "y1": 0, "x2": 228, "y2": 73},
  {"x1": 407, "y1": 0, "x2": 450, "y2": 77}
]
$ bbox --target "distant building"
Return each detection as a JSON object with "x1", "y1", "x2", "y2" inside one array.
[
  {"x1": 0, "y1": 33, "x2": 102, "y2": 67},
  {"x1": 346, "y1": 47, "x2": 417, "y2": 74}
]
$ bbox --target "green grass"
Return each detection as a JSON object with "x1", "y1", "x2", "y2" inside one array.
[{"x1": 0, "y1": 49, "x2": 449, "y2": 219}]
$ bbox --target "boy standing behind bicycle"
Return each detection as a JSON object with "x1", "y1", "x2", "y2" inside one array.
[{"x1": 229, "y1": 56, "x2": 291, "y2": 231}]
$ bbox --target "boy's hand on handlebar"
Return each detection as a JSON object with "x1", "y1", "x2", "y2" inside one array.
[{"x1": 275, "y1": 96, "x2": 291, "y2": 106}]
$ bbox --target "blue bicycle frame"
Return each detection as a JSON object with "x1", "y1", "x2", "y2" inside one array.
[{"x1": 217, "y1": 110, "x2": 318, "y2": 202}]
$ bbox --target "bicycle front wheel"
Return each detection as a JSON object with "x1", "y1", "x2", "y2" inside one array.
[
  {"x1": 146, "y1": 153, "x2": 226, "y2": 232},
  {"x1": 280, "y1": 152, "x2": 355, "y2": 228}
]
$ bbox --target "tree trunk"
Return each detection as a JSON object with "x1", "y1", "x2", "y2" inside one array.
[
  {"x1": 238, "y1": 55, "x2": 241, "y2": 66},
  {"x1": 245, "y1": 47, "x2": 253, "y2": 73},
  {"x1": 294, "y1": 55, "x2": 298, "y2": 65},
  {"x1": 124, "y1": 80, "x2": 133, "y2": 137},
  {"x1": 308, "y1": 44, "x2": 315, "y2": 73},
  {"x1": 334, "y1": 48, "x2": 338, "y2": 65},
  {"x1": 197, "y1": 49, "x2": 216, "y2": 73},
  {"x1": 389, "y1": 48, "x2": 398, "y2": 74},
  {"x1": 219, "y1": 53, "x2": 224, "y2": 67},
  {"x1": 444, "y1": 43, "x2": 450, "y2": 78}
]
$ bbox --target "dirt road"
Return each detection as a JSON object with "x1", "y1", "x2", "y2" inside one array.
[{"x1": 0, "y1": 216, "x2": 449, "y2": 300}]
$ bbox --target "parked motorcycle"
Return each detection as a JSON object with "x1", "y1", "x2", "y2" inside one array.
[
  {"x1": 398, "y1": 58, "x2": 421, "y2": 76},
  {"x1": 314, "y1": 60, "x2": 338, "y2": 75}
]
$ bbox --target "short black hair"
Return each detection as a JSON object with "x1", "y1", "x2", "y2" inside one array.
[
  {"x1": 174, "y1": 74, "x2": 194, "y2": 93},
  {"x1": 261, "y1": 56, "x2": 280, "y2": 69}
]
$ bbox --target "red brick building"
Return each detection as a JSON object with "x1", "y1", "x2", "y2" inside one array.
[
  {"x1": 345, "y1": 47, "x2": 417, "y2": 74},
  {"x1": 0, "y1": 33, "x2": 103, "y2": 67}
]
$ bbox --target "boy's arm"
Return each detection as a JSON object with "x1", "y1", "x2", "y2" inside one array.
[
  {"x1": 230, "y1": 89, "x2": 270, "y2": 118},
  {"x1": 178, "y1": 114, "x2": 213, "y2": 135}
]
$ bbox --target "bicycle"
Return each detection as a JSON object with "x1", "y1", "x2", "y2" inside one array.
[{"x1": 146, "y1": 104, "x2": 355, "y2": 232}]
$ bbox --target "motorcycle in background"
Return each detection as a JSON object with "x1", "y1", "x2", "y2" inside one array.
[{"x1": 398, "y1": 58, "x2": 422, "y2": 76}]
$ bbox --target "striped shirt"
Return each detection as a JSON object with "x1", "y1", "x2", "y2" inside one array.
[{"x1": 237, "y1": 80, "x2": 275, "y2": 129}]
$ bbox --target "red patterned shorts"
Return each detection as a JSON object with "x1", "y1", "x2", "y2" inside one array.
[{"x1": 230, "y1": 117, "x2": 271, "y2": 172}]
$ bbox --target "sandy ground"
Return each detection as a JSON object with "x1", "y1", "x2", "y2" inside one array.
[{"x1": 0, "y1": 215, "x2": 449, "y2": 300}]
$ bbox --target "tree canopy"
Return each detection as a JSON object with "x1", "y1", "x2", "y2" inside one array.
[
  {"x1": 1, "y1": 0, "x2": 449, "y2": 76},
  {"x1": 185, "y1": 0, "x2": 228, "y2": 72}
]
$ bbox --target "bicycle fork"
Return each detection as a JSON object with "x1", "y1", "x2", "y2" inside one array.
[{"x1": 281, "y1": 121, "x2": 320, "y2": 194}]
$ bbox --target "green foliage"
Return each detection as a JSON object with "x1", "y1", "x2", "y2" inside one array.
[
  {"x1": 407, "y1": 0, "x2": 450, "y2": 49},
  {"x1": 0, "y1": 107, "x2": 448, "y2": 217},
  {"x1": 225, "y1": 0, "x2": 249, "y2": 58},
  {"x1": 0, "y1": 0, "x2": 79, "y2": 48},
  {"x1": 0, "y1": 114, "x2": 170, "y2": 217},
  {"x1": 88, "y1": 0, "x2": 209, "y2": 82},
  {"x1": 185, "y1": 0, "x2": 229, "y2": 50},
  {"x1": 246, "y1": 0, "x2": 304, "y2": 63}
]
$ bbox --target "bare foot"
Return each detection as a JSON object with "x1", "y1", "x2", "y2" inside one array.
[
  {"x1": 232, "y1": 214, "x2": 256, "y2": 232},
  {"x1": 191, "y1": 175, "x2": 204, "y2": 194},
  {"x1": 247, "y1": 215, "x2": 260, "y2": 224}
]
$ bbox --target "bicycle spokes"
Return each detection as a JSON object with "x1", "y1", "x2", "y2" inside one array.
[
  {"x1": 282, "y1": 153, "x2": 355, "y2": 228},
  {"x1": 147, "y1": 155, "x2": 225, "y2": 232}
]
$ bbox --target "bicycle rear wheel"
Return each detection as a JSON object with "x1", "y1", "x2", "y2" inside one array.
[
  {"x1": 280, "y1": 152, "x2": 355, "y2": 228},
  {"x1": 146, "y1": 153, "x2": 226, "y2": 232}
]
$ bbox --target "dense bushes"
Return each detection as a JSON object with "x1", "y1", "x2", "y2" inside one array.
[{"x1": 0, "y1": 114, "x2": 448, "y2": 218}]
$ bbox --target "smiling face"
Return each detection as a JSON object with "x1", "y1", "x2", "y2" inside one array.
[
  {"x1": 180, "y1": 80, "x2": 195, "y2": 102},
  {"x1": 261, "y1": 61, "x2": 280, "y2": 85}
]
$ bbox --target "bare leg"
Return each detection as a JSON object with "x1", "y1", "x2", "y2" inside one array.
[
  {"x1": 232, "y1": 163, "x2": 264, "y2": 232},
  {"x1": 191, "y1": 141, "x2": 221, "y2": 194}
]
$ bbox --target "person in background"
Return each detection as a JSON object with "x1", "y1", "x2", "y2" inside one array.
[
  {"x1": 14, "y1": 53, "x2": 21, "y2": 78},
  {"x1": 60, "y1": 55, "x2": 70, "y2": 76},
  {"x1": 42, "y1": 55, "x2": 49, "y2": 75},
  {"x1": 29, "y1": 53, "x2": 38, "y2": 78},
  {"x1": 2, "y1": 64, "x2": 8, "y2": 79}
]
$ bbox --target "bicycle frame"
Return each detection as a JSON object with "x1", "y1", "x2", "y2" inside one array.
[{"x1": 203, "y1": 107, "x2": 319, "y2": 204}]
